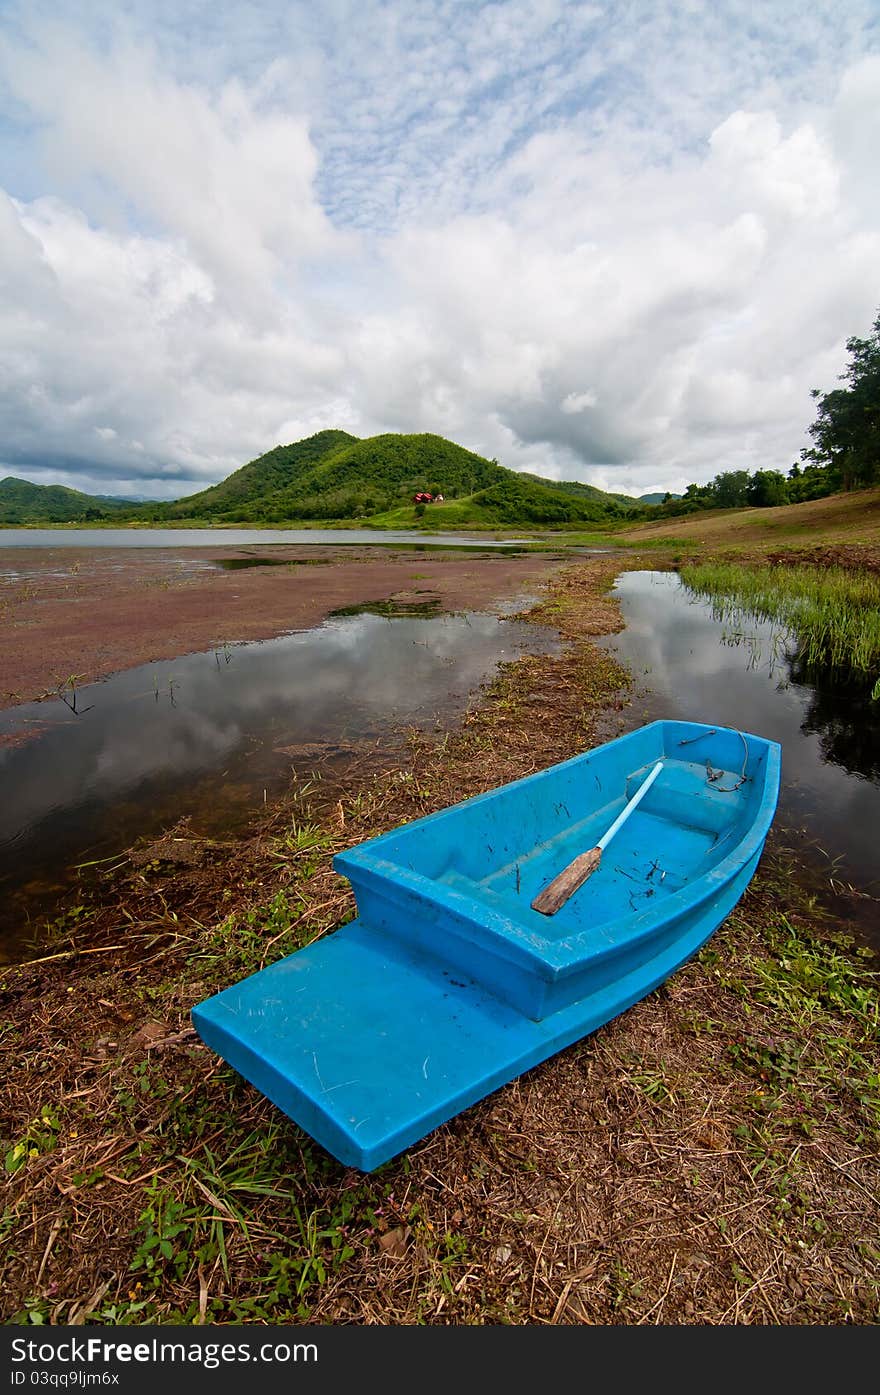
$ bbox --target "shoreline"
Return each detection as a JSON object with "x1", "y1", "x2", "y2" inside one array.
[
  {"x1": 1, "y1": 554, "x2": 877, "y2": 1325},
  {"x1": 0, "y1": 543, "x2": 569, "y2": 711}
]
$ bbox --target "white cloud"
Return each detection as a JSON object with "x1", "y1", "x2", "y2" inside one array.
[
  {"x1": 562, "y1": 392, "x2": 598, "y2": 414},
  {"x1": 708, "y1": 111, "x2": 839, "y2": 221},
  {"x1": 0, "y1": 3, "x2": 878, "y2": 499},
  {"x1": 0, "y1": 24, "x2": 341, "y2": 312}
]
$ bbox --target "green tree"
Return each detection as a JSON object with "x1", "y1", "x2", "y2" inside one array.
[
  {"x1": 747, "y1": 469, "x2": 789, "y2": 507},
  {"x1": 787, "y1": 460, "x2": 832, "y2": 502},
  {"x1": 803, "y1": 309, "x2": 880, "y2": 489},
  {"x1": 683, "y1": 482, "x2": 709, "y2": 501},
  {"x1": 711, "y1": 470, "x2": 750, "y2": 508}
]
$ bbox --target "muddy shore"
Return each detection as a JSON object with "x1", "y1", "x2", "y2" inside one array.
[{"x1": 0, "y1": 543, "x2": 570, "y2": 709}]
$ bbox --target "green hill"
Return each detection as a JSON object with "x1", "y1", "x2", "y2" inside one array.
[
  {"x1": 5, "y1": 430, "x2": 632, "y2": 528},
  {"x1": 159, "y1": 429, "x2": 359, "y2": 519},
  {"x1": 465, "y1": 472, "x2": 626, "y2": 525},
  {"x1": 143, "y1": 431, "x2": 629, "y2": 526},
  {"x1": 149, "y1": 431, "x2": 503, "y2": 523},
  {"x1": 367, "y1": 471, "x2": 628, "y2": 528},
  {"x1": 518, "y1": 472, "x2": 638, "y2": 510},
  {"x1": 0, "y1": 477, "x2": 131, "y2": 524},
  {"x1": 255, "y1": 433, "x2": 508, "y2": 521}
]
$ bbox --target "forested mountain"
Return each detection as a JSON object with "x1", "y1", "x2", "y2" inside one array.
[
  {"x1": 136, "y1": 431, "x2": 631, "y2": 525},
  {"x1": 516, "y1": 472, "x2": 638, "y2": 509},
  {"x1": 0, "y1": 477, "x2": 131, "y2": 524},
  {"x1": 159, "y1": 429, "x2": 358, "y2": 519},
  {"x1": 3, "y1": 430, "x2": 639, "y2": 527}
]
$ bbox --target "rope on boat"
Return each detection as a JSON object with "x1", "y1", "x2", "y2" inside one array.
[
  {"x1": 706, "y1": 728, "x2": 750, "y2": 792},
  {"x1": 676, "y1": 727, "x2": 750, "y2": 792}
]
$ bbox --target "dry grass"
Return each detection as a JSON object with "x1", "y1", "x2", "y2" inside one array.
[
  {"x1": 616, "y1": 487, "x2": 880, "y2": 558},
  {"x1": 1, "y1": 554, "x2": 878, "y2": 1327}
]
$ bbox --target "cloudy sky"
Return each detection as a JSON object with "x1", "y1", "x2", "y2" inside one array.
[{"x1": 1, "y1": 0, "x2": 878, "y2": 501}]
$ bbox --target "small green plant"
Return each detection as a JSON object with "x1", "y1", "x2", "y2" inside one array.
[
  {"x1": 629, "y1": 1069, "x2": 676, "y2": 1104},
  {"x1": 5, "y1": 1107, "x2": 62, "y2": 1175},
  {"x1": 9, "y1": 1298, "x2": 53, "y2": 1325},
  {"x1": 279, "y1": 820, "x2": 332, "y2": 855},
  {"x1": 130, "y1": 1182, "x2": 200, "y2": 1287},
  {"x1": 610, "y1": 1261, "x2": 644, "y2": 1311}
]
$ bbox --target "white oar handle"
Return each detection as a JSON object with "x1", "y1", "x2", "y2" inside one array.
[
  {"x1": 531, "y1": 760, "x2": 664, "y2": 915},
  {"x1": 597, "y1": 760, "x2": 664, "y2": 851}
]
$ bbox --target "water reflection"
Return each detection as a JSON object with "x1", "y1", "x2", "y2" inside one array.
[
  {"x1": 787, "y1": 656, "x2": 880, "y2": 782},
  {"x1": 0, "y1": 528, "x2": 533, "y2": 549},
  {"x1": 600, "y1": 572, "x2": 879, "y2": 946},
  {"x1": 0, "y1": 608, "x2": 558, "y2": 961}
]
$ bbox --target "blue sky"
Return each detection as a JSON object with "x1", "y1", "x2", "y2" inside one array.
[{"x1": 1, "y1": 0, "x2": 878, "y2": 498}]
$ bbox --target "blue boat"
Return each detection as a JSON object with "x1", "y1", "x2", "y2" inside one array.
[{"x1": 192, "y1": 720, "x2": 780, "y2": 1171}]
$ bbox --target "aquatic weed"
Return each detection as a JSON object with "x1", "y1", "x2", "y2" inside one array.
[{"x1": 681, "y1": 561, "x2": 880, "y2": 676}]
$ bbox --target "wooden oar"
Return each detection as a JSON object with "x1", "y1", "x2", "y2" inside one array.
[{"x1": 531, "y1": 760, "x2": 664, "y2": 916}]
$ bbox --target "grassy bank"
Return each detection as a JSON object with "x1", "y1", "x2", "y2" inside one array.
[
  {"x1": 616, "y1": 486, "x2": 880, "y2": 556},
  {"x1": 1, "y1": 556, "x2": 878, "y2": 1325}
]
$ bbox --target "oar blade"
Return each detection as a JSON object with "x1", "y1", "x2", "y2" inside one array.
[{"x1": 531, "y1": 846, "x2": 601, "y2": 916}]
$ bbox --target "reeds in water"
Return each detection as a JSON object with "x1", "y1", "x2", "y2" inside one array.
[{"x1": 680, "y1": 562, "x2": 880, "y2": 680}]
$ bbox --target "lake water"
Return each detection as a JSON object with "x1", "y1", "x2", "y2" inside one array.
[
  {"x1": 0, "y1": 527, "x2": 533, "y2": 550},
  {"x1": 600, "y1": 571, "x2": 880, "y2": 952},
  {"x1": 8, "y1": 561, "x2": 874, "y2": 962},
  {"x1": 0, "y1": 604, "x2": 558, "y2": 963}
]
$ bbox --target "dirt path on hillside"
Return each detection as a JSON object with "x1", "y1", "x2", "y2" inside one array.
[{"x1": 0, "y1": 543, "x2": 571, "y2": 709}]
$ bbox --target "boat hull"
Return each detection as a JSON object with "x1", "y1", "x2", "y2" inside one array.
[{"x1": 192, "y1": 721, "x2": 780, "y2": 1170}]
